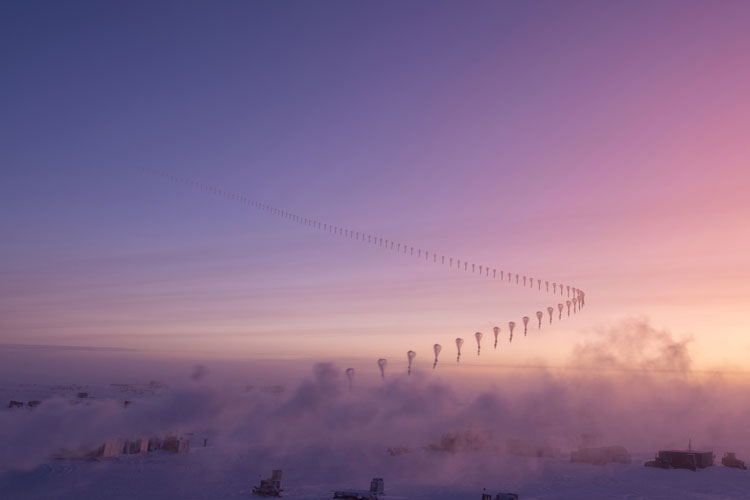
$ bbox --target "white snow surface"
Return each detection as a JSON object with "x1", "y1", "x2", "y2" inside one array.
[
  {"x1": 3, "y1": 341, "x2": 750, "y2": 500},
  {"x1": 2, "y1": 448, "x2": 750, "y2": 500}
]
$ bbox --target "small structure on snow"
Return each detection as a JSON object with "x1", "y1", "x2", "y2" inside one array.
[
  {"x1": 163, "y1": 436, "x2": 190, "y2": 454},
  {"x1": 333, "y1": 477, "x2": 384, "y2": 499},
  {"x1": 722, "y1": 452, "x2": 747, "y2": 470},
  {"x1": 148, "y1": 437, "x2": 163, "y2": 451},
  {"x1": 101, "y1": 437, "x2": 127, "y2": 458},
  {"x1": 126, "y1": 438, "x2": 149, "y2": 454},
  {"x1": 253, "y1": 470, "x2": 283, "y2": 497},
  {"x1": 645, "y1": 450, "x2": 714, "y2": 471},
  {"x1": 481, "y1": 491, "x2": 518, "y2": 500}
]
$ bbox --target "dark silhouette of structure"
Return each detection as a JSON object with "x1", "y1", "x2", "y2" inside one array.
[
  {"x1": 253, "y1": 470, "x2": 283, "y2": 497},
  {"x1": 722, "y1": 452, "x2": 747, "y2": 470},
  {"x1": 333, "y1": 478, "x2": 384, "y2": 499},
  {"x1": 645, "y1": 450, "x2": 714, "y2": 471}
]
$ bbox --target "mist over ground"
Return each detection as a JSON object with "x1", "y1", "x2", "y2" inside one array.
[{"x1": 2, "y1": 318, "x2": 749, "y2": 499}]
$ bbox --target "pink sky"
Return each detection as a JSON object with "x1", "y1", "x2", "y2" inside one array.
[{"x1": 2, "y1": 1, "x2": 749, "y2": 374}]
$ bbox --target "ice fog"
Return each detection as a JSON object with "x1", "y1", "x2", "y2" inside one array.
[{"x1": 2, "y1": 318, "x2": 749, "y2": 491}]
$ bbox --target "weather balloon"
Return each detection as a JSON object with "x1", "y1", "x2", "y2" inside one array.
[
  {"x1": 377, "y1": 358, "x2": 387, "y2": 380},
  {"x1": 407, "y1": 350, "x2": 416, "y2": 375}
]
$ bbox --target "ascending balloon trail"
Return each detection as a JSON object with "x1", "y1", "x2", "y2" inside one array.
[
  {"x1": 149, "y1": 171, "x2": 589, "y2": 377},
  {"x1": 149, "y1": 170, "x2": 586, "y2": 309}
]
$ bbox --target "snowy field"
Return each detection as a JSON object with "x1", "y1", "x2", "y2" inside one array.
[
  {"x1": 2, "y1": 447, "x2": 750, "y2": 500},
  {"x1": 3, "y1": 335, "x2": 750, "y2": 500},
  {"x1": 2, "y1": 374, "x2": 750, "y2": 500}
]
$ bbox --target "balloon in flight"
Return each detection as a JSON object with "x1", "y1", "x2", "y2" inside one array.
[
  {"x1": 377, "y1": 358, "x2": 387, "y2": 380},
  {"x1": 407, "y1": 350, "x2": 416, "y2": 375}
]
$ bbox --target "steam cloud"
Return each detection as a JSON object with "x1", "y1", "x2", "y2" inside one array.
[{"x1": 1, "y1": 319, "x2": 749, "y2": 493}]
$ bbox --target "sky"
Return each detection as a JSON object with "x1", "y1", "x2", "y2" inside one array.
[{"x1": 2, "y1": 0, "x2": 750, "y2": 376}]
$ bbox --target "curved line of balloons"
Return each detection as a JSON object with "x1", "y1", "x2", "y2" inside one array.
[{"x1": 150, "y1": 170, "x2": 587, "y2": 383}]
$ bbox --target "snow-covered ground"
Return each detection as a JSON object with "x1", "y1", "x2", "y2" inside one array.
[
  {"x1": 3, "y1": 355, "x2": 750, "y2": 500},
  {"x1": 2, "y1": 447, "x2": 750, "y2": 500}
]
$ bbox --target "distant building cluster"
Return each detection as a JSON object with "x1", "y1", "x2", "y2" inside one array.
[
  {"x1": 7, "y1": 400, "x2": 40, "y2": 409},
  {"x1": 98, "y1": 435, "x2": 191, "y2": 458}
]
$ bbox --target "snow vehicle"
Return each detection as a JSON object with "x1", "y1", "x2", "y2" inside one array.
[
  {"x1": 722, "y1": 452, "x2": 748, "y2": 470},
  {"x1": 481, "y1": 490, "x2": 519, "y2": 500},
  {"x1": 333, "y1": 477, "x2": 384, "y2": 499},
  {"x1": 253, "y1": 470, "x2": 283, "y2": 497}
]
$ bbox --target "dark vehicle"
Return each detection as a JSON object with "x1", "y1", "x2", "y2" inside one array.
[
  {"x1": 722, "y1": 452, "x2": 748, "y2": 470},
  {"x1": 253, "y1": 470, "x2": 283, "y2": 497},
  {"x1": 333, "y1": 478, "x2": 384, "y2": 499},
  {"x1": 481, "y1": 491, "x2": 519, "y2": 500}
]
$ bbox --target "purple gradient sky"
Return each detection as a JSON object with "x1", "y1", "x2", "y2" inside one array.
[{"x1": 2, "y1": 1, "x2": 749, "y2": 371}]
